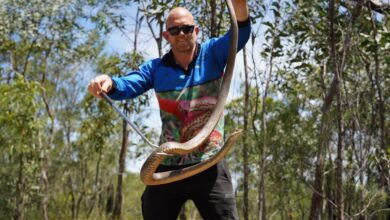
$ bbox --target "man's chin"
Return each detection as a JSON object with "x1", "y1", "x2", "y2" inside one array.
[{"x1": 176, "y1": 46, "x2": 192, "y2": 53}]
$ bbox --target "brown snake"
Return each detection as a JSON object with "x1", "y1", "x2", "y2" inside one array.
[{"x1": 140, "y1": 0, "x2": 242, "y2": 186}]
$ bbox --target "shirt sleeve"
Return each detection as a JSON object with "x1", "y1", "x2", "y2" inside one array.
[
  {"x1": 208, "y1": 18, "x2": 251, "y2": 70},
  {"x1": 108, "y1": 60, "x2": 155, "y2": 100}
]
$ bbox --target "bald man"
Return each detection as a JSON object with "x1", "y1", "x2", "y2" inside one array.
[{"x1": 88, "y1": 1, "x2": 250, "y2": 219}]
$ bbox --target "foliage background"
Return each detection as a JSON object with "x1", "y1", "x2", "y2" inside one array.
[{"x1": 0, "y1": 0, "x2": 389, "y2": 219}]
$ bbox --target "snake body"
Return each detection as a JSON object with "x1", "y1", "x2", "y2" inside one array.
[{"x1": 140, "y1": 0, "x2": 240, "y2": 185}]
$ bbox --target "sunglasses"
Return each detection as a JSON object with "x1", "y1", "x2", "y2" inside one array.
[{"x1": 167, "y1": 25, "x2": 195, "y2": 36}]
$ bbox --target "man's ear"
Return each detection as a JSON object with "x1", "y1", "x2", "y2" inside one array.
[
  {"x1": 162, "y1": 31, "x2": 169, "y2": 41},
  {"x1": 195, "y1": 26, "x2": 200, "y2": 35}
]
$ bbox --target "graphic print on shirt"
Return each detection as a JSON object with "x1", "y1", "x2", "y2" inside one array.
[{"x1": 156, "y1": 76, "x2": 224, "y2": 166}]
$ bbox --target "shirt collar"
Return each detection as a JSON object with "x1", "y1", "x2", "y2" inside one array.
[{"x1": 161, "y1": 43, "x2": 200, "y2": 70}]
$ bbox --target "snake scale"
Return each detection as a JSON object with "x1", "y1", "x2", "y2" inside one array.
[{"x1": 140, "y1": 0, "x2": 242, "y2": 186}]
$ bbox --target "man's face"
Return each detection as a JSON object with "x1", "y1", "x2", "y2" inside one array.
[{"x1": 163, "y1": 9, "x2": 199, "y2": 54}]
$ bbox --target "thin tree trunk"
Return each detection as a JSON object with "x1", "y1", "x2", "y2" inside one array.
[
  {"x1": 309, "y1": 71, "x2": 338, "y2": 220},
  {"x1": 332, "y1": 0, "x2": 344, "y2": 212},
  {"x1": 258, "y1": 30, "x2": 275, "y2": 220},
  {"x1": 141, "y1": 1, "x2": 164, "y2": 58},
  {"x1": 210, "y1": 0, "x2": 217, "y2": 38},
  {"x1": 113, "y1": 102, "x2": 130, "y2": 218},
  {"x1": 309, "y1": 1, "x2": 363, "y2": 218},
  {"x1": 133, "y1": 7, "x2": 141, "y2": 52},
  {"x1": 250, "y1": 36, "x2": 262, "y2": 220},
  {"x1": 325, "y1": 163, "x2": 335, "y2": 220},
  {"x1": 112, "y1": 9, "x2": 143, "y2": 217},
  {"x1": 41, "y1": 91, "x2": 54, "y2": 220},
  {"x1": 106, "y1": 183, "x2": 114, "y2": 214},
  {"x1": 370, "y1": 7, "x2": 389, "y2": 216},
  {"x1": 67, "y1": 176, "x2": 77, "y2": 220},
  {"x1": 242, "y1": 47, "x2": 249, "y2": 220},
  {"x1": 308, "y1": 1, "x2": 340, "y2": 212},
  {"x1": 157, "y1": 22, "x2": 164, "y2": 58},
  {"x1": 39, "y1": 42, "x2": 54, "y2": 220},
  {"x1": 76, "y1": 164, "x2": 86, "y2": 220},
  {"x1": 216, "y1": 1, "x2": 226, "y2": 37},
  {"x1": 87, "y1": 146, "x2": 103, "y2": 218},
  {"x1": 258, "y1": 156, "x2": 266, "y2": 220},
  {"x1": 334, "y1": 1, "x2": 364, "y2": 218},
  {"x1": 64, "y1": 116, "x2": 78, "y2": 220},
  {"x1": 15, "y1": 153, "x2": 25, "y2": 220},
  {"x1": 40, "y1": 125, "x2": 52, "y2": 220},
  {"x1": 335, "y1": 59, "x2": 344, "y2": 220}
]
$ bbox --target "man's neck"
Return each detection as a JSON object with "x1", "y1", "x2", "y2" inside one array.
[{"x1": 172, "y1": 45, "x2": 197, "y2": 71}]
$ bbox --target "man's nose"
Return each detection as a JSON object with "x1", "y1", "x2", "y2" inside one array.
[
  {"x1": 178, "y1": 30, "x2": 186, "y2": 35},
  {"x1": 176, "y1": 31, "x2": 187, "y2": 38}
]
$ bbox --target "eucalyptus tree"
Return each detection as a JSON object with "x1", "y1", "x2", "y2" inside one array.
[
  {"x1": 227, "y1": 0, "x2": 388, "y2": 219},
  {"x1": 0, "y1": 76, "x2": 45, "y2": 219},
  {"x1": 0, "y1": 0, "x2": 103, "y2": 219},
  {"x1": 284, "y1": 0, "x2": 389, "y2": 218},
  {"x1": 0, "y1": 0, "x2": 144, "y2": 219}
]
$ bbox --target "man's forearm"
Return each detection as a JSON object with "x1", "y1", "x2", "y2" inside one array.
[{"x1": 232, "y1": 0, "x2": 249, "y2": 22}]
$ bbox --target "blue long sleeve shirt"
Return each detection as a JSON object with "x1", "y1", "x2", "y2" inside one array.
[{"x1": 109, "y1": 19, "x2": 251, "y2": 166}]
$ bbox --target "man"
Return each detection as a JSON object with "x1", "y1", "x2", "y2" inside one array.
[{"x1": 88, "y1": 1, "x2": 250, "y2": 219}]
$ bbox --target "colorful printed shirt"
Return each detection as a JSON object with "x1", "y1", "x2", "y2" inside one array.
[{"x1": 109, "y1": 19, "x2": 251, "y2": 166}]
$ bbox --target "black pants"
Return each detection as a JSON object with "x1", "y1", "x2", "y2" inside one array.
[{"x1": 141, "y1": 160, "x2": 238, "y2": 220}]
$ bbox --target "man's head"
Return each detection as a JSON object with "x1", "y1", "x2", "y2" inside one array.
[{"x1": 163, "y1": 7, "x2": 199, "y2": 54}]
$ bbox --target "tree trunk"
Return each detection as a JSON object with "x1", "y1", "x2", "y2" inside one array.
[
  {"x1": 257, "y1": 22, "x2": 278, "y2": 220},
  {"x1": 309, "y1": 0, "x2": 363, "y2": 218},
  {"x1": 40, "y1": 92, "x2": 54, "y2": 220},
  {"x1": 40, "y1": 130, "x2": 51, "y2": 220},
  {"x1": 157, "y1": 22, "x2": 164, "y2": 58},
  {"x1": 67, "y1": 176, "x2": 77, "y2": 220},
  {"x1": 106, "y1": 183, "x2": 114, "y2": 214},
  {"x1": 76, "y1": 164, "x2": 86, "y2": 220},
  {"x1": 210, "y1": 0, "x2": 217, "y2": 38},
  {"x1": 249, "y1": 31, "x2": 263, "y2": 220},
  {"x1": 335, "y1": 63, "x2": 344, "y2": 220},
  {"x1": 87, "y1": 146, "x2": 103, "y2": 218},
  {"x1": 141, "y1": 0, "x2": 165, "y2": 58},
  {"x1": 370, "y1": 9, "x2": 389, "y2": 217},
  {"x1": 325, "y1": 163, "x2": 335, "y2": 220},
  {"x1": 242, "y1": 47, "x2": 249, "y2": 220},
  {"x1": 258, "y1": 157, "x2": 266, "y2": 220},
  {"x1": 309, "y1": 72, "x2": 338, "y2": 220},
  {"x1": 15, "y1": 153, "x2": 25, "y2": 220},
  {"x1": 113, "y1": 102, "x2": 130, "y2": 218}
]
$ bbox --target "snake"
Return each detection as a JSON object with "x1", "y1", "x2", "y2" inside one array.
[{"x1": 140, "y1": 0, "x2": 242, "y2": 186}]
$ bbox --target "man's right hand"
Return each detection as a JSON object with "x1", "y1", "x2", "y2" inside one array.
[{"x1": 87, "y1": 75, "x2": 113, "y2": 98}]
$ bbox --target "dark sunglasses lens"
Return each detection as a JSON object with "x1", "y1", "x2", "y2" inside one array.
[
  {"x1": 181, "y1": 25, "x2": 194, "y2": 34},
  {"x1": 168, "y1": 27, "x2": 180, "y2": 35},
  {"x1": 168, "y1": 25, "x2": 194, "y2": 35}
]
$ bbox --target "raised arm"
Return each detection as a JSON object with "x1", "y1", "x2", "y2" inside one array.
[{"x1": 232, "y1": 0, "x2": 249, "y2": 21}]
